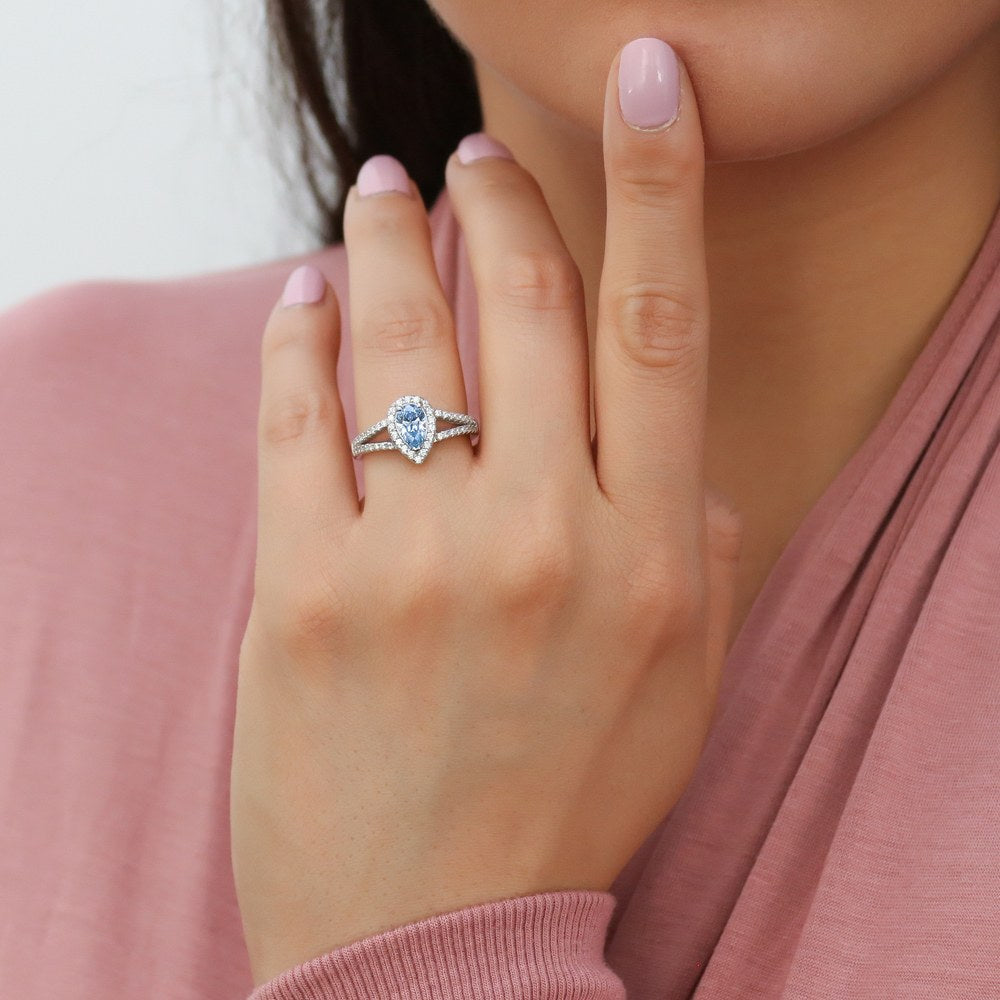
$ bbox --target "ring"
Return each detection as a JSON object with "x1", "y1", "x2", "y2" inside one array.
[{"x1": 351, "y1": 394, "x2": 479, "y2": 465}]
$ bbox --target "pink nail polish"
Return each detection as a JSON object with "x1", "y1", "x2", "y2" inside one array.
[
  {"x1": 282, "y1": 264, "x2": 327, "y2": 307},
  {"x1": 456, "y1": 132, "x2": 514, "y2": 165},
  {"x1": 618, "y1": 37, "x2": 680, "y2": 130},
  {"x1": 356, "y1": 154, "x2": 410, "y2": 197}
]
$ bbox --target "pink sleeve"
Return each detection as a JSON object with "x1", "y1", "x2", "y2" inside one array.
[{"x1": 248, "y1": 890, "x2": 626, "y2": 1000}]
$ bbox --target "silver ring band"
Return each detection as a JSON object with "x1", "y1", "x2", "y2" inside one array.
[{"x1": 351, "y1": 394, "x2": 479, "y2": 465}]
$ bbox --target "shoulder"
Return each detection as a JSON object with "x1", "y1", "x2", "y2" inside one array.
[
  {"x1": 0, "y1": 244, "x2": 353, "y2": 435},
  {"x1": 0, "y1": 243, "x2": 350, "y2": 378},
  {"x1": 0, "y1": 245, "x2": 351, "y2": 532},
  {"x1": 0, "y1": 184, "x2": 462, "y2": 378}
]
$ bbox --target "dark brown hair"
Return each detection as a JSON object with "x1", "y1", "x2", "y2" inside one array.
[{"x1": 263, "y1": 0, "x2": 482, "y2": 247}]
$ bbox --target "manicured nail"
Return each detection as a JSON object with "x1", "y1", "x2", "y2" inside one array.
[
  {"x1": 356, "y1": 154, "x2": 410, "y2": 197},
  {"x1": 456, "y1": 132, "x2": 514, "y2": 165},
  {"x1": 618, "y1": 37, "x2": 680, "y2": 131},
  {"x1": 282, "y1": 264, "x2": 327, "y2": 307}
]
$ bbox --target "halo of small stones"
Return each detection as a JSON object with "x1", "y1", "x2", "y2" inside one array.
[{"x1": 350, "y1": 395, "x2": 480, "y2": 464}]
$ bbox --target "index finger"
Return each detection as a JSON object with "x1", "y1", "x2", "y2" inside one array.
[{"x1": 593, "y1": 38, "x2": 709, "y2": 547}]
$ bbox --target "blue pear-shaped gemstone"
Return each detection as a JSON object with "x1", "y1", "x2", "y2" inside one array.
[{"x1": 395, "y1": 403, "x2": 425, "y2": 450}]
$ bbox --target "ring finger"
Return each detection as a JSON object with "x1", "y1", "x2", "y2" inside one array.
[{"x1": 343, "y1": 155, "x2": 473, "y2": 509}]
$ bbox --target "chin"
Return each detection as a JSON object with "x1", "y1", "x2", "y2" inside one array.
[
  {"x1": 677, "y1": 43, "x2": 944, "y2": 164},
  {"x1": 685, "y1": 58, "x2": 892, "y2": 164},
  {"x1": 599, "y1": 19, "x2": 976, "y2": 164},
  {"x1": 457, "y1": 1, "x2": 999, "y2": 166}
]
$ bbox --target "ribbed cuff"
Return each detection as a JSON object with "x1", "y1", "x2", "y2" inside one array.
[{"x1": 247, "y1": 890, "x2": 624, "y2": 1000}]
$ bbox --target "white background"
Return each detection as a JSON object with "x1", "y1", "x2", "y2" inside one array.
[{"x1": 0, "y1": 1, "x2": 320, "y2": 313}]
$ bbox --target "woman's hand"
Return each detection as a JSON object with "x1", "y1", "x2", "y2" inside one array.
[{"x1": 231, "y1": 37, "x2": 743, "y2": 987}]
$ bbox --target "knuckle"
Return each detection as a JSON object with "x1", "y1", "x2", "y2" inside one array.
[
  {"x1": 406, "y1": 570, "x2": 453, "y2": 621},
  {"x1": 492, "y1": 519, "x2": 578, "y2": 610},
  {"x1": 346, "y1": 195, "x2": 422, "y2": 250},
  {"x1": 607, "y1": 283, "x2": 704, "y2": 373},
  {"x1": 474, "y1": 169, "x2": 535, "y2": 209},
  {"x1": 361, "y1": 297, "x2": 452, "y2": 357},
  {"x1": 278, "y1": 577, "x2": 353, "y2": 657},
  {"x1": 489, "y1": 249, "x2": 583, "y2": 314},
  {"x1": 705, "y1": 491, "x2": 745, "y2": 566},
  {"x1": 384, "y1": 526, "x2": 456, "y2": 619},
  {"x1": 262, "y1": 313, "x2": 323, "y2": 360},
  {"x1": 260, "y1": 385, "x2": 334, "y2": 446},
  {"x1": 622, "y1": 554, "x2": 704, "y2": 639},
  {"x1": 361, "y1": 202, "x2": 414, "y2": 240},
  {"x1": 665, "y1": 575, "x2": 705, "y2": 633},
  {"x1": 615, "y1": 143, "x2": 702, "y2": 207}
]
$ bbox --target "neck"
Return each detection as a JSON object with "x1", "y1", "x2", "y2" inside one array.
[
  {"x1": 473, "y1": 30, "x2": 1000, "y2": 647},
  {"x1": 472, "y1": 28, "x2": 1000, "y2": 514},
  {"x1": 476, "y1": 28, "x2": 1000, "y2": 438}
]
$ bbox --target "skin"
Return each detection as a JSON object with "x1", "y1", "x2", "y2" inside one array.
[
  {"x1": 231, "y1": 8, "x2": 1000, "y2": 984},
  {"x1": 429, "y1": 0, "x2": 1000, "y2": 648},
  {"x1": 234, "y1": 43, "x2": 739, "y2": 983}
]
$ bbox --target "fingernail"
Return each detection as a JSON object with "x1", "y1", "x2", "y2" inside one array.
[
  {"x1": 282, "y1": 264, "x2": 327, "y2": 307},
  {"x1": 356, "y1": 154, "x2": 411, "y2": 197},
  {"x1": 456, "y1": 132, "x2": 514, "y2": 165},
  {"x1": 618, "y1": 37, "x2": 680, "y2": 131}
]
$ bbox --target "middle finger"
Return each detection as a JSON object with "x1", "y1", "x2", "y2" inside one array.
[{"x1": 443, "y1": 134, "x2": 594, "y2": 493}]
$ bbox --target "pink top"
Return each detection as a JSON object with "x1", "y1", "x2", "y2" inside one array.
[{"x1": 2, "y1": 185, "x2": 999, "y2": 1000}]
